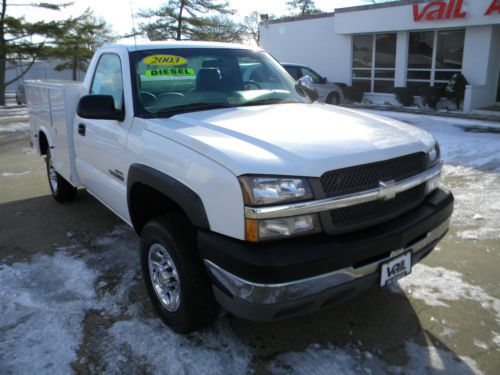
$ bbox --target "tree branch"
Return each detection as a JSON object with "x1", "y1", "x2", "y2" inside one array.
[{"x1": 4, "y1": 55, "x2": 37, "y2": 85}]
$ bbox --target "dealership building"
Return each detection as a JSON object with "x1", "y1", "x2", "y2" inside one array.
[{"x1": 260, "y1": 0, "x2": 500, "y2": 113}]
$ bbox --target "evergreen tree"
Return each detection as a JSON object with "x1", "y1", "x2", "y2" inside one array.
[
  {"x1": 0, "y1": 0, "x2": 69, "y2": 105},
  {"x1": 286, "y1": 0, "x2": 323, "y2": 16},
  {"x1": 190, "y1": 15, "x2": 244, "y2": 43},
  {"x1": 53, "y1": 9, "x2": 116, "y2": 81},
  {"x1": 139, "y1": 0, "x2": 234, "y2": 41}
]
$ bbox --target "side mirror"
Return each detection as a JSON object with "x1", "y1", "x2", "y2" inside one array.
[
  {"x1": 320, "y1": 76, "x2": 327, "y2": 84},
  {"x1": 77, "y1": 95, "x2": 124, "y2": 121},
  {"x1": 297, "y1": 75, "x2": 319, "y2": 102}
]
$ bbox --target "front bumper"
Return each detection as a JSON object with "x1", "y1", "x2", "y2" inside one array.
[{"x1": 199, "y1": 188, "x2": 453, "y2": 321}]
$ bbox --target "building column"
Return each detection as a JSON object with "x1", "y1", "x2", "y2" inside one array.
[{"x1": 394, "y1": 31, "x2": 408, "y2": 88}]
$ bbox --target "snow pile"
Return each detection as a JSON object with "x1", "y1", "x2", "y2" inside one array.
[
  {"x1": 0, "y1": 121, "x2": 30, "y2": 133},
  {"x1": 269, "y1": 341, "x2": 483, "y2": 375},
  {"x1": 0, "y1": 252, "x2": 99, "y2": 374},
  {"x1": 1, "y1": 170, "x2": 31, "y2": 177},
  {"x1": 105, "y1": 319, "x2": 251, "y2": 374}
]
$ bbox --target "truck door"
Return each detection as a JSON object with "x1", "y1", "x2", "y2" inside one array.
[{"x1": 74, "y1": 52, "x2": 132, "y2": 222}]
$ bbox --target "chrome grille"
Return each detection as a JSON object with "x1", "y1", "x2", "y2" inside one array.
[
  {"x1": 321, "y1": 153, "x2": 428, "y2": 233},
  {"x1": 320, "y1": 153, "x2": 427, "y2": 197}
]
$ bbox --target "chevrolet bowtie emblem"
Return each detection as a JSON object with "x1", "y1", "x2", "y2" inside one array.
[{"x1": 378, "y1": 180, "x2": 397, "y2": 200}]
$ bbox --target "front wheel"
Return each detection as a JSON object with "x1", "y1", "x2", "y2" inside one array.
[
  {"x1": 45, "y1": 150, "x2": 77, "y2": 202},
  {"x1": 141, "y1": 215, "x2": 218, "y2": 333},
  {"x1": 326, "y1": 92, "x2": 340, "y2": 105}
]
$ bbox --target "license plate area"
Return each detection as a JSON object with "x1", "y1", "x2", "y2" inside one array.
[{"x1": 380, "y1": 252, "x2": 412, "y2": 287}]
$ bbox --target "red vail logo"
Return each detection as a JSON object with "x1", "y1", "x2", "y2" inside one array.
[
  {"x1": 485, "y1": 0, "x2": 500, "y2": 15},
  {"x1": 413, "y1": 0, "x2": 467, "y2": 21}
]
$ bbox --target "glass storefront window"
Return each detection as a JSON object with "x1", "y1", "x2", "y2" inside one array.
[
  {"x1": 375, "y1": 34, "x2": 396, "y2": 68},
  {"x1": 352, "y1": 33, "x2": 396, "y2": 94},
  {"x1": 406, "y1": 29, "x2": 464, "y2": 89},
  {"x1": 408, "y1": 31, "x2": 434, "y2": 69},
  {"x1": 436, "y1": 29, "x2": 465, "y2": 69},
  {"x1": 353, "y1": 35, "x2": 373, "y2": 68}
]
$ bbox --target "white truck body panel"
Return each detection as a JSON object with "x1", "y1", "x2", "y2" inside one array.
[
  {"x1": 25, "y1": 80, "x2": 85, "y2": 186},
  {"x1": 143, "y1": 103, "x2": 435, "y2": 177}
]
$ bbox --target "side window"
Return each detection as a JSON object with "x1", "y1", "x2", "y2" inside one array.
[
  {"x1": 301, "y1": 67, "x2": 321, "y2": 84},
  {"x1": 285, "y1": 66, "x2": 302, "y2": 80},
  {"x1": 90, "y1": 54, "x2": 124, "y2": 111}
]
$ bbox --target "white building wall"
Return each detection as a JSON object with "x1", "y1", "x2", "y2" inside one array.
[
  {"x1": 464, "y1": 24, "x2": 500, "y2": 110},
  {"x1": 260, "y1": 16, "x2": 352, "y2": 85},
  {"x1": 394, "y1": 31, "x2": 409, "y2": 87},
  {"x1": 335, "y1": 0, "x2": 500, "y2": 34}
]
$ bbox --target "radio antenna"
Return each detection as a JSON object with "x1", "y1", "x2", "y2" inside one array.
[{"x1": 129, "y1": 0, "x2": 138, "y2": 49}]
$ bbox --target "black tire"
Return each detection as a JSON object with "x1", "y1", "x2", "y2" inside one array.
[
  {"x1": 326, "y1": 92, "x2": 340, "y2": 105},
  {"x1": 45, "y1": 150, "x2": 77, "y2": 203},
  {"x1": 140, "y1": 215, "x2": 218, "y2": 333}
]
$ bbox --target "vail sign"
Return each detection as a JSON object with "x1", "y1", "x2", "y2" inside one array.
[{"x1": 413, "y1": 0, "x2": 500, "y2": 22}]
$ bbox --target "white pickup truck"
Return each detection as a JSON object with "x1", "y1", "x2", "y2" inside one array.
[{"x1": 26, "y1": 41, "x2": 453, "y2": 333}]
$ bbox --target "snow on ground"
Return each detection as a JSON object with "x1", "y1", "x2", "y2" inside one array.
[
  {"x1": 393, "y1": 264, "x2": 500, "y2": 322},
  {"x1": 0, "y1": 170, "x2": 31, "y2": 177},
  {"x1": 269, "y1": 341, "x2": 483, "y2": 375},
  {"x1": 0, "y1": 121, "x2": 30, "y2": 133},
  {"x1": 0, "y1": 225, "x2": 485, "y2": 375},
  {"x1": 0, "y1": 253, "x2": 99, "y2": 374}
]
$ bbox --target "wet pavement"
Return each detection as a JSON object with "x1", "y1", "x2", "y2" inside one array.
[{"x1": 0, "y1": 107, "x2": 499, "y2": 374}]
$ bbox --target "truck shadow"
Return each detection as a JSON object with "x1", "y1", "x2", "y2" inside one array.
[
  {"x1": 229, "y1": 286, "x2": 478, "y2": 373},
  {"x1": 0, "y1": 191, "x2": 121, "y2": 263}
]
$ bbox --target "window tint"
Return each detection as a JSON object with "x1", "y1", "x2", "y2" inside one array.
[
  {"x1": 90, "y1": 54, "x2": 124, "y2": 111},
  {"x1": 284, "y1": 66, "x2": 302, "y2": 80}
]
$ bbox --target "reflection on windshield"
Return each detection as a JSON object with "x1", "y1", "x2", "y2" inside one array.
[{"x1": 132, "y1": 48, "x2": 308, "y2": 116}]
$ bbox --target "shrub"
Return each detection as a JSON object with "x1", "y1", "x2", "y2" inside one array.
[
  {"x1": 343, "y1": 86, "x2": 365, "y2": 103},
  {"x1": 419, "y1": 86, "x2": 444, "y2": 109},
  {"x1": 394, "y1": 87, "x2": 414, "y2": 107},
  {"x1": 445, "y1": 73, "x2": 468, "y2": 109}
]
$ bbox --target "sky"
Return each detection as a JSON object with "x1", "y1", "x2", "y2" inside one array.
[{"x1": 8, "y1": 0, "x2": 389, "y2": 38}]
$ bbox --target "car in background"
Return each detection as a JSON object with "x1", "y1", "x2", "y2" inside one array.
[
  {"x1": 16, "y1": 83, "x2": 26, "y2": 105},
  {"x1": 282, "y1": 63, "x2": 344, "y2": 105}
]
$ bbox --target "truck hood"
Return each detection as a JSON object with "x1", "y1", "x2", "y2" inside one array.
[{"x1": 144, "y1": 103, "x2": 435, "y2": 177}]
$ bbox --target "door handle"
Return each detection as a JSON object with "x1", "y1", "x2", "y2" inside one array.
[{"x1": 78, "y1": 123, "x2": 86, "y2": 136}]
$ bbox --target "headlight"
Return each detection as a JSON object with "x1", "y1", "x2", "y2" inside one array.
[
  {"x1": 245, "y1": 214, "x2": 322, "y2": 241},
  {"x1": 239, "y1": 176, "x2": 313, "y2": 206},
  {"x1": 427, "y1": 142, "x2": 441, "y2": 167}
]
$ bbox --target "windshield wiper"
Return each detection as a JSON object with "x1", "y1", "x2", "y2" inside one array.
[
  {"x1": 155, "y1": 102, "x2": 234, "y2": 117},
  {"x1": 239, "y1": 98, "x2": 299, "y2": 107}
]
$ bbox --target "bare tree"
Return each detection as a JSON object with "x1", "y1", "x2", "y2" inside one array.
[{"x1": 242, "y1": 11, "x2": 260, "y2": 45}]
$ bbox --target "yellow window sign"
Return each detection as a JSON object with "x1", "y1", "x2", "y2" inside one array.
[
  {"x1": 145, "y1": 68, "x2": 195, "y2": 77},
  {"x1": 143, "y1": 54, "x2": 187, "y2": 66}
]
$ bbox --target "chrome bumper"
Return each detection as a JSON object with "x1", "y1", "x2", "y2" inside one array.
[
  {"x1": 244, "y1": 162, "x2": 442, "y2": 220},
  {"x1": 204, "y1": 219, "x2": 449, "y2": 305}
]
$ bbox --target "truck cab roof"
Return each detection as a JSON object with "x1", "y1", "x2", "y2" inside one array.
[{"x1": 100, "y1": 41, "x2": 262, "y2": 53}]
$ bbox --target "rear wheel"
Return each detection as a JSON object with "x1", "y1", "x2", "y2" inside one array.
[
  {"x1": 45, "y1": 150, "x2": 77, "y2": 202},
  {"x1": 141, "y1": 215, "x2": 218, "y2": 333},
  {"x1": 326, "y1": 92, "x2": 340, "y2": 105}
]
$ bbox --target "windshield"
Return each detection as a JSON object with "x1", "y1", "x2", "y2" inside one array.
[{"x1": 131, "y1": 48, "x2": 309, "y2": 117}]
